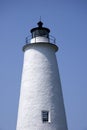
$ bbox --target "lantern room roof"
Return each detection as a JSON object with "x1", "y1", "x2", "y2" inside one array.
[{"x1": 30, "y1": 21, "x2": 50, "y2": 33}]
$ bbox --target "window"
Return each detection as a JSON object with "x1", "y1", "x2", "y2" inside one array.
[
  {"x1": 32, "y1": 29, "x2": 49, "y2": 38},
  {"x1": 42, "y1": 110, "x2": 49, "y2": 123}
]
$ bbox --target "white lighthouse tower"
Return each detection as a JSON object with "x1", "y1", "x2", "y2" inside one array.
[{"x1": 16, "y1": 21, "x2": 68, "y2": 130}]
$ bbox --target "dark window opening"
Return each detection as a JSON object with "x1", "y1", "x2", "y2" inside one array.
[{"x1": 42, "y1": 110, "x2": 49, "y2": 123}]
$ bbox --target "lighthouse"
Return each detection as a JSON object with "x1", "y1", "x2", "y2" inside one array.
[{"x1": 16, "y1": 21, "x2": 68, "y2": 130}]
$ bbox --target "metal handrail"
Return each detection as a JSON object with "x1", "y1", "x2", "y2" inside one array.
[
  {"x1": 49, "y1": 35, "x2": 56, "y2": 44},
  {"x1": 25, "y1": 35, "x2": 56, "y2": 44},
  {"x1": 25, "y1": 35, "x2": 32, "y2": 44}
]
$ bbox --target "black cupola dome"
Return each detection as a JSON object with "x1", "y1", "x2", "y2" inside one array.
[{"x1": 30, "y1": 21, "x2": 50, "y2": 38}]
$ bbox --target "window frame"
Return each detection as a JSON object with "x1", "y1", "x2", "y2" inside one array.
[{"x1": 42, "y1": 110, "x2": 50, "y2": 123}]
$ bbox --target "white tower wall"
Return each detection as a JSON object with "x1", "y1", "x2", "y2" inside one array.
[{"x1": 16, "y1": 43, "x2": 67, "y2": 130}]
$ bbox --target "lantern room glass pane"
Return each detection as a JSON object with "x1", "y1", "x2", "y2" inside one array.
[{"x1": 32, "y1": 29, "x2": 49, "y2": 38}]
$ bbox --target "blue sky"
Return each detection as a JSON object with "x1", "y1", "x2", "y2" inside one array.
[{"x1": 0, "y1": 0, "x2": 87, "y2": 130}]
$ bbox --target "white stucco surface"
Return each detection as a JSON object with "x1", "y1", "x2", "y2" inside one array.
[
  {"x1": 16, "y1": 43, "x2": 68, "y2": 130},
  {"x1": 30, "y1": 36, "x2": 49, "y2": 43}
]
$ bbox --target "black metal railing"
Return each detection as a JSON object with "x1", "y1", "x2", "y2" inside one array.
[{"x1": 25, "y1": 35, "x2": 56, "y2": 44}]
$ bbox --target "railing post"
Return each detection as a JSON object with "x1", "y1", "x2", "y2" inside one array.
[
  {"x1": 54, "y1": 38, "x2": 56, "y2": 44},
  {"x1": 26, "y1": 37, "x2": 28, "y2": 44}
]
